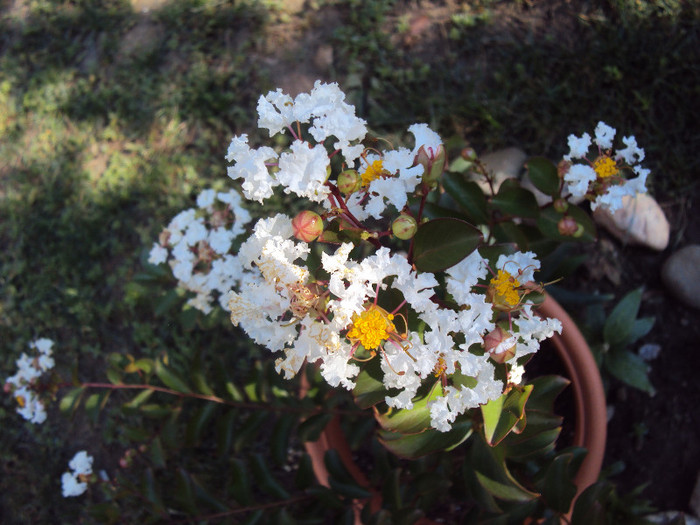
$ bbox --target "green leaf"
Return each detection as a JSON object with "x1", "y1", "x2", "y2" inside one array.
[
  {"x1": 251, "y1": 453, "x2": 290, "y2": 499},
  {"x1": 603, "y1": 288, "x2": 642, "y2": 347},
  {"x1": 216, "y1": 409, "x2": 237, "y2": 457},
  {"x1": 142, "y1": 468, "x2": 167, "y2": 515},
  {"x1": 59, "y1": 387, "x2": 85, "y2": 414},
  {"x1": 85, "y1": 392, "x2": 108, "y2": 423},
  {"x1": 442, "y1": 174, "x2": 490, "y2": 224},
  {"x1": 492, "y1": 183, "x2": 540, "y2": 219},
  {"x1": 481, "y1": 385, "x2": 533, "y2": 446},
  {"x1": 537, "y1": 205, "x2": 596, "y2": 243},
  {"x1": 123, "y1": 388, "x2": 154, "y2": 409},
  {"x1": 175, "y1": 468, "x2": 198, "y2": 514},
  {"x1": 626, "y1": 317, "x2": 655, "y2": 346},
  {"x1": 150, "y1": 437, "x2": 166, "y2": 469},
  {"x1": 229, "y1": 458, "x2": 253, "y2": 506},
  {"x1": 297, "y1": 412, "x2": 334, "y2": 442},
  {"x1": 375, "y1": 382, "x2": 443, "y2": 434},
  {"x1": 353, "y1": 357, "x2": 393, "y2": 410},
  {"x1": 271, "y1": 413, "x2": 296, "y2": 465},
  {"x1": 539, "y1": 452, "x2": 579, "y2": 513},
  {"x1": 467, "y1": 433, "x2": 539, "y2": 503},
  {"x1": 378, "y1": 419, "x2": 472, "y2": 459},
  {"x1": 325, "y1": 449, "x2": 372, "y2": 499},
  {"x1": 526, "y1": 157, "x2": 560, "y2": 196},
  {"x1": 605, "y1": 350, "x2": 655, "y2": 394},
  {"x1": 571, "y1": 481, "x2": 614, "y2": 525},
  {"x1": 124, "y1": 358, "x2": 154, "y2": 375},
  {"x1": 155, "y1": 358, "x2": 191, "y2": 393},
  {"x1": 412, "y1": 218, "x2": 483, "y2": 272}
]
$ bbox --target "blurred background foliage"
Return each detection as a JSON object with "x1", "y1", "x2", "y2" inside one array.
[{"x1": 0, "y1": 0, "x2": 698, "y2": 522}]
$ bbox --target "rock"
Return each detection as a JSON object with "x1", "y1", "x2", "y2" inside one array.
[
  {"x1": 662, "y1": 245, "x2": 700, "y2": 309},
  {"x1": 520, "y1": 171, "x2": 553, "y2": 207},
  {"x1": 472, "y1": 147, "x2": 527, "y2": 195},
  {"x1": 638, "y1": 343, "x2": 662, "y2": 361},
  {"x1": 691, "y1": 470, "x2": 700, "y2": 519},
  {"x1": 593, "y1": 193, "x2": 670, "y2": 251}
]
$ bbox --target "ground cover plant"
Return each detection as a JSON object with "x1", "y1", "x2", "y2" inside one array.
[{"x1": 1, "y1": 0, "x2": 699, "y2": 522}]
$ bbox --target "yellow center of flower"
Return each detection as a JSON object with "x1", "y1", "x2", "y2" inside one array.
[
  {"x1": 433, "y1": 356, "x2": 447, "y2": 377},
  {"x1": 15, "y1": 395, "x2": 26, "y2": 408},
  {"x1": 347, "y1": 305, "x2": 396, "y2": 350},
  {"x1": 593, "y1": 156, "x2": 618, "y2": 178},
  {"x1": 490, "y1": 270, "x2": 521, "y2": 307},
  {"x1": 361, "y1": 160, "x2": 385, "y2": 187}
]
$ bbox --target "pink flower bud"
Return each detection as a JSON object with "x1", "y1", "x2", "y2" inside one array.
[
  {"x1": 292, "y1": 211, "x2": 324, "y2": 242},
  {"x1": 391, "y1": 214, "x2": 418, "y2": 240},
  {"x1": 483, "y1": 326, "x2": 516, "y2": 364},
  {"x1": 557, "y1": 216, "x2": 579, "y2": 236},
  {"x1": 553, "y1": 198, "x2": 569, "y2": 213}
]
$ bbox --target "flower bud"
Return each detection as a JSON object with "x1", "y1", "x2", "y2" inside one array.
[
  {"x1": 292, "y1": 211, "x2": 324, "y2": 242},
  {"x1": 557, "y1": 216, "x2": 579, "y2": 236},
  {"x1": 461, "y1": 147, "x2": 477, "y2": 161},
  {"x1": 391, "y1": 214, "x2": 418, "y2": 240},
  {"x1": 483, "y1": 326, "x2": 516, "y2": 364},
  {"x1": 415, "y1": 144, "x2": 447, "y2": 185},
  {"x1": 557, "y1": 160, "x2": 571, "y2": 179},
  {"x1": 553, "y1": 198, "x2": 569, "y2": 213},
  {"x1": 337, "y1": 169, "x2": 362, "y2": 195}
]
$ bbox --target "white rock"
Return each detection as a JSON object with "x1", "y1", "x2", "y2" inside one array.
[
  {"x1": 662, "y1": 245, "x2": 700, "y2": 310},
  {"x1": 593, "y1": 193, "x2": 670, "y2": 251},
  {"x1": 691, "y1": 469, "x2": 700, "y2": 519},
  {"x1": 472, "y1": 147, "x2": 527, "y2": 195},
  {"x1": 638, "y1": 343, "x2": 662, "y2": 361}
]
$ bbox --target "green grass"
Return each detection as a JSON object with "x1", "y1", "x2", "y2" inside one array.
[{"x1": 1, "y1": 0, "x2": 698, "y2": 521}]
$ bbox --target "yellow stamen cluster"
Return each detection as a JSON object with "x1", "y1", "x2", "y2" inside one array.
[
  {"x1": 490, "y1": 270, "x2": 521, "y2": 307},
  {"x1": 347, "y1": 306, "x2": 395, "y2": 350},
  {"x1": 593, "y1": 156, "x2": 618, "y2": 178},
  {"x1": 433, "y1": 356, "x2": 447, "y2": 377},
  {"x1": 361, "y1": 160, "x2": 385, "y2": 187}
]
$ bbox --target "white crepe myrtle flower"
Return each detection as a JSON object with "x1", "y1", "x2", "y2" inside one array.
[
  {"x1": 562, "y1": 122, "x2": 649, "y2": 212},
  {"x1": 5, "y1": 338, "x2": 57, "y2": 424},
  {"x1": 149, "y1": 188, "x2": 251, "y2": 313},
  {"x1": 276, "y1": 141, "x2": 331, "y2": 202},
  {"x1": 61, "y1": 451, "x2": 94, "y2": 497}
]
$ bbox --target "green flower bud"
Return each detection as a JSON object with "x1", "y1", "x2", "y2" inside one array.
[
  {"x1": 337, "y1": 169, "x2": 362, "y2": 195},
  {"x1": 391, "y1": 214, "x2": 418, "y2": 240},
  {"x1": 553, "y1": 198, "x2": 569, "y2": 213}
]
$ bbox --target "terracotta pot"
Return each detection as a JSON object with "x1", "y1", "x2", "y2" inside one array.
[{"x1": 302, "y1": 292, "x2": 607, "y2": 522}]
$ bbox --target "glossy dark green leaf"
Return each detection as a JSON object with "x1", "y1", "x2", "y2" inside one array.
[
  {"x1": 150, "y1": 437, "x2": 166, "y2": 469},
  {"x1": 442, "y1": 173, "x2": 490, "y2": 224},
  {"x1": 216, "y1": 409, "x2": 237, "y2": 457},
  {"x1": 84, "y1": 392, "x2": 106, "y2": 423},
  {"x1": 468, "y1": 433, "x2": 539, "y2": 503},
  {"x1": 325, "y1": 449, "x2": 372, "y2": 500},
  {"x1": 142, "y1": 468, "x2": 166, "y2": 515},
  {"x1": 297, "y1": 412, "x2": 334, "y2": 442},
  {"x1": 539, "y1": 452, "x2": 579, "y2": 513},
  {"x1": 229, "y1": 458, "x2": 253, "y2": 506},
  {"x1": 492, "y1": 183, "x2": 540, "y2": 219},
  {"x1": 603, "y1": 288, "x2": 642, "y2": 347},
  {"x1": 272, "y1": 413, "x2": 296, "y2": 465},
  {"x1": 537, "y1": 205, "x2": 596, "y2": 243},
  {"x1": 605, "y1": 350, "x2": 654, "y2": 394},
  {"x1": 106, "y1": 367, "x2": 123, "y2": 385},
  {"x1": 295, "y1": 453, "x2": 315, "y2": 490},
  {"x1": 191, "y1": 351, "x2": 215, "y2": 396},
  {"x1": 155, "y1": 358, "x2": 191, "y2": 393},
  {"x1": 412, "y1": 218, "x2": 483, "y2": 272},
  {"x1": 251, "y1": 453, "x2": 290, "y2": 499},
  {"x1": 382, "y1": 468, "x2": 402, "y2": 509},
  {"x1": 571, "y1": 481, "x2": 614, "y2": 525},
  {"x1": 175, "y1": 468, "x2": 198, "y2": 514},
  {"x1": 492, "y1": 221, "x2": 529, "y2": 251},
  {"x1": 526, "y1": 157, "x2": 561, "y2": 196},
  {"x1": 378, "y1": 420, "x2": 472, "y2": 459}
]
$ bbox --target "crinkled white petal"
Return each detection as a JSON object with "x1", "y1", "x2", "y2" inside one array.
[
  {"x1": 564, "y1": 164, "x2": 596, "y2": 200},
  {"x1": 594, "y1": 121, "x2": 616, "y2": 149},
  {"x1": 563, "y1": 132, "x2": 591, "y2": 161}
]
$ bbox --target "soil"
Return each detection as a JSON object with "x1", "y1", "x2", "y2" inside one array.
[{"x1": 260, "y1": 0, "x2": 700, "y2": 515}]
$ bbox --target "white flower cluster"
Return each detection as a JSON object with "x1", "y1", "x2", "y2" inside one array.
[
  {"x1": 226, "y1": 81, "x2": 438, "y2": 221},
  {"x1": 61, "y1": 451, "x2": 94, "y2": 497},
  {"x1": 4, "y1": 338, "x2": 55, "y2": 424},
  {"x1": 562, "y1": 121, "x2": 649, "y2": 212},
  {"x1": 229, "y1": 217, "x2": 559, "y2": 431},
  {"x1": 148, "y1": 188, "x2": 251, "y2": 314}
]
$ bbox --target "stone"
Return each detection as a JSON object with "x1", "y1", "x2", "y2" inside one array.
[
  {"x1": 520, "y1": 171, "x2": 553, "y2": 207},
  {"x1": 691, "y1": 469, "x2": 700, "y2": 519},
  {"x1": 593, "y1": 193, "x2": 670, "y2": 251},
  {"x1": 662, "y1": 245, "x2": 700, "y2": 310},
  {"x1": 472, "y1": 147, "x2": 527, "y2": 195}
]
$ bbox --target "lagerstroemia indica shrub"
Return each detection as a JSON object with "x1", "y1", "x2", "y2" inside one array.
[{"x1": 5, "y1": 81, "x2": 650, "y2": 518}]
